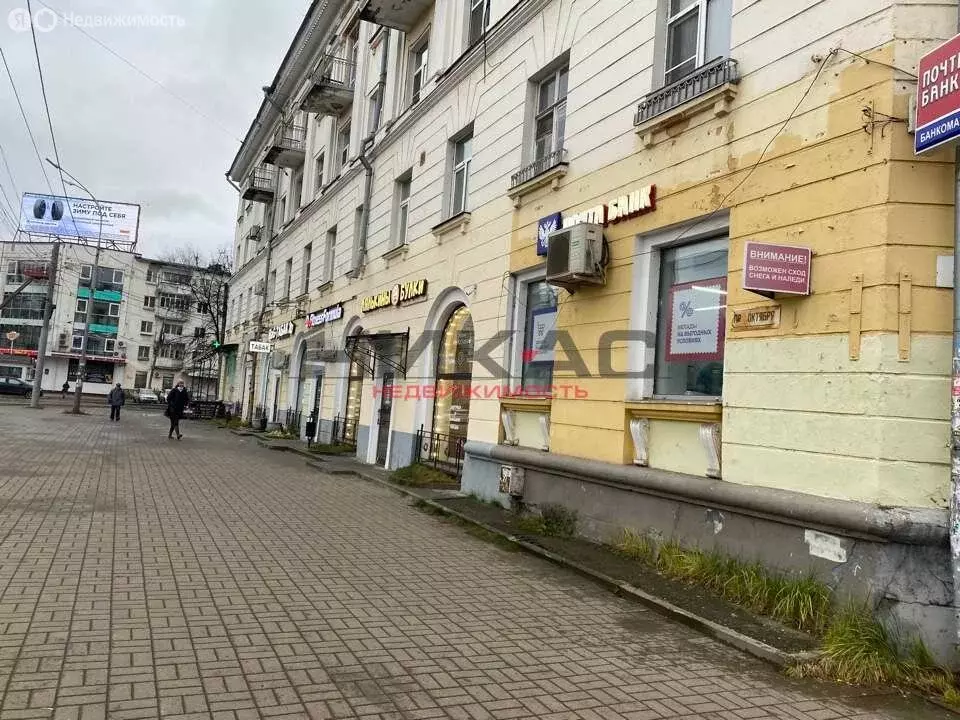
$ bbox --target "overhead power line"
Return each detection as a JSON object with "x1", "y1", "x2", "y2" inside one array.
[
  {"x1": 0, "y1": 44, "x2": 56, "y2": 195},
  {"x1": 35, "y1": 0, "x2": 244, "y2": 144}
]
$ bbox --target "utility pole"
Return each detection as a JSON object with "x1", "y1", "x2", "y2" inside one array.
[
  {"x1": 73, "y1": 240, "x2": 101, "y2": 414},
  {"x1": 30, "y1": 241, "x2": 59, "y2": 408}
]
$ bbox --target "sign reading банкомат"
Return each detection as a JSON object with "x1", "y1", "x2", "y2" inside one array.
[
  {"x1": 743, "y1": 242, "x2": 812, "y2": 297},
  {"x1": 915, "y1": 33, "x2": 960, "y2": 154}
]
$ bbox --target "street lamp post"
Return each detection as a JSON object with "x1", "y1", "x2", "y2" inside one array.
[{"x1": 46, "y1": 160, "x2": 103, "y2": 414}]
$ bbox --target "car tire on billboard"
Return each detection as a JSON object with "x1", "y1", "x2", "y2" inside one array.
[
  {"x1": 51, "y1": 201, "x2": 64, "y2": 221},
  {"x1": 33, "y1": 199, "x2": 46, "y2": 219}
]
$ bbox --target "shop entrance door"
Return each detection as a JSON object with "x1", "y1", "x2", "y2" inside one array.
[{"x1": 376, "y1": 372, "x2": 394, "y2": 466}]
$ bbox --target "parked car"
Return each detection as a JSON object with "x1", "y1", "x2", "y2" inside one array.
[
  {"x1": 134, "y1": 388, "x2": 159, "y2": 403},
  {"x1": 0, "y1": 377, "x2": 39, "y2": 397}
]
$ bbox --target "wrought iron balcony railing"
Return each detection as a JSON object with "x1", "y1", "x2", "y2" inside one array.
[
  {"x1": 635, "y1": 57, "x2": 740, "y2": 126},
  {"x1": 313, "y1": 54, "x2": 357, "y2": 90},
  {"x1": 510, "y1": 148, "x2": 568, "y2": 189},
  {"x1": 273, "y1": 123, "x2": 306, "y2": 152}
]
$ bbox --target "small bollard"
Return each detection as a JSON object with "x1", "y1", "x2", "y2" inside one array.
[{"x1": 305, "y1": 412, "x2": 317, "y2": 448}]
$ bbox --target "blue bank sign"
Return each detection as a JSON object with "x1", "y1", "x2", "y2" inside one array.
[{"x1": 536, "y1": 213, "x2": 562, "y2": 256}]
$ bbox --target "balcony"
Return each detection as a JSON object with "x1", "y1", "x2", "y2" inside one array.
[
  {"x1": 634, "y1": 58, "x2": 740, "y2": 146},
  {"x1": 154, "y1": 356, "x2": 184, "y2": 370},
  {"x1": 359, "y1": 0, "x2": 433, "y2": 32},
  {"x1": 241, "y1": 165, "x2": 276, "y2": 203},
  {"x1": 300, "y1": 55, "x2": 357, "y2": 115},
  {"x1": 507, "y1": 148, "x2": 568, "y2": 208},
  {"x1": 263, "y1": 123, "x2": 307, "y2": 168}
]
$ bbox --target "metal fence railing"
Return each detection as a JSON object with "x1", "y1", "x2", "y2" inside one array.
[
  {"x1": 510, "y1": 147, "x2": 568, "y2": 189},
  {"x1": 414, "y1": 424, "x2": 465, "y2": 481},
  {"x1": 284, "y1": 408, "x2": 302, "y2": 436},
  {"x1": 634, "y1": 57, "x2": 740, "y2": 125},
  {"x1": 330, "y1": 414, "x2": 358, "y2": 448}
]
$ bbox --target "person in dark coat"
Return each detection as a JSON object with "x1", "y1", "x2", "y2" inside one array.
[
  {"x1": 166, "y1": 381, "x2": 190, "y2": 440},
  {"x1": 61, "y1": 381, "x2": 69, "y2": 399},
  {"x1": 107, "y1": 383, "x2": 125, "y2": 422}
]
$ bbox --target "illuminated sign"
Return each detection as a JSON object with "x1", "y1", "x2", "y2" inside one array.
[
  {"x1": 268, "y1": 321, "x2": 295, "y2": 341},
  {"x1": 304, "y1": 303, "x2": 344, "y2": 329},
  {"x1": 361, "y1": 279, "x2": 428, "y2": 313},
  {"x1": 563, "y1": 184, "x2": 656, "y2": 228}
]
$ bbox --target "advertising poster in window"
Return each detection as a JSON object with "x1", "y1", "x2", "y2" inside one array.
[
  {"x1": 528, "y1": 308, "x2": 557, "y2": 363},
  {"x1": 665, "y1": 278, "x2": 726, "y2": 362}
]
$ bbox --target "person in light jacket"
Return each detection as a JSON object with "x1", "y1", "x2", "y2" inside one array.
[
  {"x1": 166, "y1": 381, "x2": 190, "y2": 440},
  {"x1": 107, "y1": 383, "x2": 125, "y2": 422}
]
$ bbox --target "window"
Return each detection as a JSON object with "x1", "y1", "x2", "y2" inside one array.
[
  {"x1": 410, "y1": 40, "x2": 429, "y2": 105},
  {"x1": 268, "y1": 269, "x2": 277, "y2": 302},
  {"x1": 197, "y1": 303, "x2": 209, "y2": 315},
  {"x1": 162, "y1": 323, "x2": 184, "y2": 336},
  {"x1": 140, "y1": 321, "x2": 153, "y2": 334},
  {"x1": 368, "y1": 83, "x2": 384, "y2": 134},
  {"x1": 104, "y1": 339, "x2": 116, "y2": 354},
  {"x1": 352, "y1": 206, "x2": 364, "y2": 268},
  {"x1": 314, "y1": 153, "x2": 325, "y2": 193},
  {"x1": 145, "y1": 268, "x2": 156, "y2": 283},
  {"x1": 392, "y1": 173, "x2": 411, "y2": 249},
  {"x1": 535, "y1": 66, "x2": 568, "y2": 162},
  {"x1": 0, "y1": 293, "x2": 45, "y2": 320},
  {"x1": 284, "y1": 258, "x2": 293, "y2": 299},
  {"x1": 80, "y1": 265, "x2": 92, "y2": 281},
  {"x1": 468, "y1": 0, "x2": 490, "y2": 45},
  {"x1": 76, "y1": 299, "x2": 88, "y2": 314},
  {"x1": 432, "y1": 306, "x2": 474, "y2": 452},
  {"x1": 654, "y1": 236, "x2": 728, "y2": 396},
  {"x1": 664, "y1": 0, "x2": 732, "y2": 84},
  {"x1": 337, "y1": 122, "x2": 351, "y2": 172},
  {"x1": 302, "y1": 244, "x2": 312, "y2": 295},
  {"x1": 108, "y1": 303, "x2": 120, "y2": 318},
  {"x1": 144, "y1": 296, "x2": 155, "y2": 309},
  {"x1": 138, "y1": 346, "x2": 150, "y2": 361},
  {"x1": 277, "y1": 195, "x2": 287, "y2": 229},
  {"x1": 519, "y1": 279, "x2": 559, "y2": 393},
  {"x1": 323, "y1": 227, "x2": 336, "y2": 282},
  {"x1": 72, "y1": 335, "x2": 83, "y2": 351},
  {"x1": 450, "y1": 133, "x2": 473, "y2": 216},
  {"x1": 291, "y1": 168, "x2": 304, "y2": 210}
]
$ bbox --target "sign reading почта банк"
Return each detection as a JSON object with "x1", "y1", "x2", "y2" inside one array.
[{"x1": 915, "y1": 33, "x2": 960, "y2": 153}]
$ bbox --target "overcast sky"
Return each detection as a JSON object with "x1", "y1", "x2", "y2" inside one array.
[{"x1": 0, "y1": 0, "x2": 309, "y2": 260}]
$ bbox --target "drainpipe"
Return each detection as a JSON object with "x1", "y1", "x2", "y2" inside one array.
[
  {"x1": 224, "y1": 172, "x2": 241, "y2": 194},
  {"x1": 245, "y1": 177, "x2": 277, "y2": 425},
  {"x1": 349, "y1": 134, "x2": 376, "y2": 277}
]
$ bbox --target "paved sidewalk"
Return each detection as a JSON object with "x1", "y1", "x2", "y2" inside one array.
[{"x1": 0, "y1": 405, "x2": 943, "y2": 719}]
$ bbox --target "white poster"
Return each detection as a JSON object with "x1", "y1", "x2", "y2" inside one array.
[
  {"x1": 666, "y1": 279, "x2": 726, "y2": 362},
  {"x1": 528, "y1": 309, "x2": 557, "y2": 363}
]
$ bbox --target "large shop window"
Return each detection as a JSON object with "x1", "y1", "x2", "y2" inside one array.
[
  {"x1": 432, "y1": 306, "x2": 474, "y2": 446},
  {"x1": 342, "y1": 353, "x2": 363, "y2": 443},
  {"x1": 520, "y1": 280, "x2": 559, "y2": 392},
  {"x1": 654, "y1": 236, "x2": 728, "y2": 397}
]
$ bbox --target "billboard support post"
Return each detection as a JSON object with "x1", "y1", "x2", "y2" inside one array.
[{"x1": 30, "y1": 241, "x2": 59, "y2": 409}]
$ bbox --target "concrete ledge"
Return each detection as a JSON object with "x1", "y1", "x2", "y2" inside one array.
[{"x1": 464, "y1": 441, "x2": 947, "y2": 547}]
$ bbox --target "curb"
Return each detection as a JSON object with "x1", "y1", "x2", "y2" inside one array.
[{"x1": 293, "y1": 454, "x2": 814, "y2": 669}]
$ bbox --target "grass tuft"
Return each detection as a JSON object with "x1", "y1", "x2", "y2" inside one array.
[
  {"x1": 391, "y1": 463, "x2": 458, "y2": 488},
  {"x1": 307, "y1": 443, "x2": 355, "y2": 455},
  {"x1": 515, "y1": 504, "x2": 578, "y2": 538}
]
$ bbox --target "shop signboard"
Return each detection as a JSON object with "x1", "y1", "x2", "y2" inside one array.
[
  {"x1": 743, "y1": 241, "x2": 812, "y2": 296},
  {"x1": 915, "y1": 34, "x2": 960, "y2": 154},
  {"x1": 268, "y1": 321, "x2": 295, "y2": 341},
  {"x1": 562, "y1": 184, "x2": 656, "y2": 228},
  {"x1": 304, "y1": 303, "x2": 344, "y2": 329},
  {"x1": 537, "y1": 213, "x2": 562, "y2": 256},
  {"x1": 361, "y1": 278, "x2": 428, "y2": 313},
  {"x1": 665, "y1": 278, "x2": 726, "y2": 362},
  {"x1": 249, "y1": 341, "x2": 272, "y2": 353}
]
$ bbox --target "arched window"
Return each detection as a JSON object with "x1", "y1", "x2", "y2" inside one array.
[{"x1": 432, "y1": 305, "x2": 473, "y2": 450}]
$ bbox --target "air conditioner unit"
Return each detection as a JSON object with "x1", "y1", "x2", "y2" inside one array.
[
  {"x1": 253, "y1": 279, "x2": 266, "y2": 296},
  {"x1": 117, "y1": 341, "x2": 126, "y2": 349},
  {"x1": 246, "y1": 224, "x2": 262, "y2": 240},
  {"x1": 545, "y1": 222, "x2": 606, "y2": 291},
  {"x1": 272, "y1": 352, "x2": 289, "y2": 370}
]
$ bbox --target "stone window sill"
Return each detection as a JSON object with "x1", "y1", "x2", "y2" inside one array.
[
  {"x1": 506, "y1": 163, "x2": 568, "y2": 208},
  {"x1": 431, "y1": 211, "x2": 471, "y2": 239},
  {"x1": 382, "y1": 243, "x2": 409, "y2": 261},
  {"x1": 634, "y1": 83, "x2": 738, "y2": 148},
  {"x1": 626, "y1": 400, "x2": 722, "y2": 424}
]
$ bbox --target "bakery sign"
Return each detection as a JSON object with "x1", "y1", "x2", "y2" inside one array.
[
  {"x1": 268, "y1": 321, "x2": 295, "y2": 341},
  {"x1": 304, "y1": 303, "x2": 344, "y2": 329},
  {"x1": 361, "y1": 278, "x2": 428, "y2": 313},
  {"x1": 563, "y1": 184, "x2": 656, "y2": 228}
]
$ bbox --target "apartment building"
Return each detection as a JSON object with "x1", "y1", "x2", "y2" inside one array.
[
  {"x1": 225, "y1": 0, "x2": 960, "y2": 657},
  {"x1": 0, "y1": 241, "x2": 224, "y2": 396}
]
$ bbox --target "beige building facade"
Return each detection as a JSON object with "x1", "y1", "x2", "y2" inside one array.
[{"x1": 226, "y1": 0, "x2": 960, "y2": 658}]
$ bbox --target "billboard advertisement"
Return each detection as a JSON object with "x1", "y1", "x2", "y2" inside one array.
[{"x1": 18, "y1": 193, "x2": 140, "y2": 246}]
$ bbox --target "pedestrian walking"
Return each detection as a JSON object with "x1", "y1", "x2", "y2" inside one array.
[
  {"x1": 107, "y1": 383, "x2": 125, "y2": 422},
  {"x1": 165, "y1": 381, "x2": 190, "y2": 440},
  {"x1": 61, "y1": 381, "x2": 69, "y2": 399}
]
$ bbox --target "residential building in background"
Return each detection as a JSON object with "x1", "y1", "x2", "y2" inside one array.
[
  {"x1": 223, "y1": 0, "x2": 960, "y2": 658},
  {"x1": 0, "y1": 242, "x2": 226, "y2": 397}
]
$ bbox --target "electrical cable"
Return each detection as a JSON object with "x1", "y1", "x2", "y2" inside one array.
[
  {"x1": 0, "y1": 45, "x2": 55, "y2": 195},
  {"x1": 835, "y1": 47, "x2": 917, "y2": 79}
]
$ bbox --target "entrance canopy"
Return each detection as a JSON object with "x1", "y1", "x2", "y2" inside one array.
[{"x1": 345, "y1": 330, "x2": 409, "y2": 378}]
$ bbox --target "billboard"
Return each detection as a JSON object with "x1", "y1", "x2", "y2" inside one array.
[
  {"x1": 915, "y1": 34, "x2": 960, "y2": 154},
  {"x1": 18, "y1": 193, "x2": 140, "y2": 247}
]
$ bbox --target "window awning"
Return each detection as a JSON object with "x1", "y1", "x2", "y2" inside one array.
[{"x1": 345, "y1": 330, "x2": 409, "y2": 378}]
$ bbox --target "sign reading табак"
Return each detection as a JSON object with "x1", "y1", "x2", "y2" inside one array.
[
  {"x1": 249, "y1": 341, "x2": 272, "y2": 354},
  {"x1": 916, "y1": 34, "x2": 960, "y2": 154},
  {"x1": 743, "y1": 242, "x2": 812, "y2": 296}
]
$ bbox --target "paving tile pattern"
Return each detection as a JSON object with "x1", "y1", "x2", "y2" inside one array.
[{"x1": 0, "y1": 405, "x2": 939, "y2": 719}]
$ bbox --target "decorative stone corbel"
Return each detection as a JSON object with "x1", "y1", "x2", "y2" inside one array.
[
  {"x1": 501, "y1": 410, "x2": 518, "y2": 445},
  {"x1": 629, "y1": 417, "x2": 650, "y2": 466},
  {"x1": 538, "y1": 414, "x2": 550, "y2": 451},
  {"x1": 699, "y1": 422, "x2": 722, "y2": 478}
]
